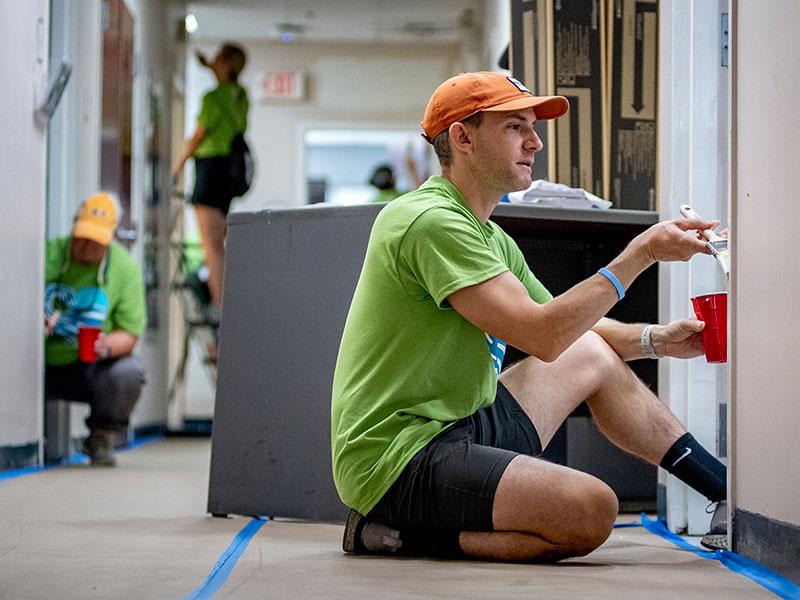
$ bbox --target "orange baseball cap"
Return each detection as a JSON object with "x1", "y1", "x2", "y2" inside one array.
[
  {"x1": 421, "y1": 71, "x2": 569, "y2": 142},
  {"x1": 72, "y1": 192, "x2": 119, "y2": 246}
]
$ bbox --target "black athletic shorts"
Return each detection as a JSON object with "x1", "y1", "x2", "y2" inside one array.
[
  {"x1": 367, "y1": 382, "x2": 543, "y2": 533},
  {"x1": 190, "y1": 156, "x2": 236, "y2": 215}
]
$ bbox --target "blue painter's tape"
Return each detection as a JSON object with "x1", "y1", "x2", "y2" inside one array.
[
  {"x1": 0, "y1": 453, "x2": 87, "y2": 481},
  {"x1": 185, "y1": 517, "x2": 268, "y2": 600},
  {"x1": 613, "y1": 521, "x2": 642, "y2": 528},
  {"x1": 641, "y1": 513, "x2": 715, "y2": 558},
  {"x1": 0, "y1": 465, "x2": 46, "y2": 481},
  {"x1": 641, "y1": 513, "x2": 800, "y2": 599},
  {"x1": 719, "y1": 552, "x2": 800, "y2": 599},
  {"x1": 0, "y1": 435, "x2": 163, "y2": 483}
]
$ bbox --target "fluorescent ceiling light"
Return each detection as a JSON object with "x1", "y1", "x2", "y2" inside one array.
[{"x1": 185, "y1": 14, "x2": 199, "y2": 34}]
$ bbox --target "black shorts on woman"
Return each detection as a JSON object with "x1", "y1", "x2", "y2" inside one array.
[
  {"x1": 367, "y1": 382, "x2": 543, "y2": 533},
  {"x1": 190, "y1": 155, "x2": 238, "y2": 215}
]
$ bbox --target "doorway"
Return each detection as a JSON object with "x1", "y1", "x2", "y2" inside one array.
[{"x1": 302, "y1": 127, "x2": 433, "y2": 205}]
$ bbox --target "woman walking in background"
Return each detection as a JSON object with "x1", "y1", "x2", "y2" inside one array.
[{"x1": 173, "y1": 43, "x2": 250, "y2": 328}]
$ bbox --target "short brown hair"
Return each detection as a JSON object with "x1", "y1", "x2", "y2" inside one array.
[
  {"x1": 219, "y1": 43, "x2": 246, "y2": 81},
  {"x1": 431, "y1": 112, "x2": 483, "y2": 169}
]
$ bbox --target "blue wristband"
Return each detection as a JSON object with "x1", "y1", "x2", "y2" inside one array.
[{"x1": 597, "y1": 267, "x2": 625, "y2": 301}]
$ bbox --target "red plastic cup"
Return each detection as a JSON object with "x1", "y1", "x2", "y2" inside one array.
[
  {"x1": 691, "y1": 292, "x2": 728, "y2": 363},
  {"x1": 78, "y1": 326, "x2": 102, "y2": 363}
]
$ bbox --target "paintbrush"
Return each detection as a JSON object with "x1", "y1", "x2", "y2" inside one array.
[{"x1": 679, "y1": 204, "x2": 730, "y2": 276}]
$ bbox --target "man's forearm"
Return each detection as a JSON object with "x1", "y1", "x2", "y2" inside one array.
[
  {"x1": 602, "y1": 236, "x2": 655, "y2": 292},
  {"x1": 450, "y1": 237, "x2": 655, "y2": 363},
  {"x1": 452, "y1": 220, "x2": 706, "y2": 363},
  {"x1": 104, "y1": 331, "x2": 138, "y2": 359},
  {"x1": 591, "y1": 317, "x2": 651, "y2": 361}
]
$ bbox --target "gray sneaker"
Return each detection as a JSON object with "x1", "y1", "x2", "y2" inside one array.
[
  {"x1": 82, "y1": 430, "x2": 117, "y2": 467},
  {"x1": 342, "y1": 510, "x2": 403, "y2": 554},
  {"x1": 700, "y1": 500, "x2": 728, "y2": 551}
]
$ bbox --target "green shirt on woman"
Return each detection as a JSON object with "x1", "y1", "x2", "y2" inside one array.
[{"x1": 194, "y1": 82, "x2": 249, "y2": 158}]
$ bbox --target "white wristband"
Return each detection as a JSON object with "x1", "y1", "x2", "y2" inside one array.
[{"x1": 641, "y1": 324, "x2": 660, "y2": 359}]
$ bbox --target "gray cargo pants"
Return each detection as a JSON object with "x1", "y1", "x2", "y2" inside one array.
[{"x1": 44, "y1": 355, "x2": 146, "y2": 434}]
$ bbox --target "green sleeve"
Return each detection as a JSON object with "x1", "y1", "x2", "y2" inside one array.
[
  {"x1": 110, "y1": 253, "x2": 147, "y2": 335},
  {"x1": 398, "y1": 208, "x2": 509, "y2": 308}
]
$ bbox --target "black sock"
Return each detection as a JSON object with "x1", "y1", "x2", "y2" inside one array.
[{"x1": 660, "y1": 432, "x2": 726, "y2": 502}]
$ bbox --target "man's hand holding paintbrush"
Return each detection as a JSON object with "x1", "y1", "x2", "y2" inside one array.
[{"x1": 679, "y1": 204, "x2": 730, "y2": 276}]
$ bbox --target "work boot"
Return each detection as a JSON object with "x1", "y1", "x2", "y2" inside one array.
[
  {"x1": 82, "y1": 430, "x2": 117, "y2": 467},
  {"x1": 342, "y1": 510, "x2": 402, "y2": 554},
  {"x1": 700, "y1": 500, "x2": 728, "y2": 551}
]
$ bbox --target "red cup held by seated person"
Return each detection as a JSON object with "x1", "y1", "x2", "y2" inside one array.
[
  {"x1": 78, "y1": 326, "x2": 102, "y2": 363},
  {"x1": 691, "y1": 292, "x2": 728, "y2": 363}
]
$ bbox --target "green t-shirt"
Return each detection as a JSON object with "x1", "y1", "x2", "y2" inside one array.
[
  {"x1": 194, "y1": 82, "x2": 249, "y2": 158},
  {"x1": 44, "y1": 237, "x2": 147, "y2": 365},
  {"x1": 331, "y1": 176, "x2": 553, "y2": 515}
]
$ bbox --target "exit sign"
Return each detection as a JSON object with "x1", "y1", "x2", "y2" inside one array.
[{"x1": 260, "y1": 70, "x2": 305, "y2": 101}]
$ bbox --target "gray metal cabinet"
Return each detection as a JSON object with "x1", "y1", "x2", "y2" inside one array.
[{"x1": 208, "y1": 203, "x2": 659, "y2": 521}]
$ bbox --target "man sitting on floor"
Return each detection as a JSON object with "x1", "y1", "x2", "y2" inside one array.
[{"x1": 331, "y1": 72, "x2": 727, "y2": 561}]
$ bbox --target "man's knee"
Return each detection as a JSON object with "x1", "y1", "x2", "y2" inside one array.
[
  {"x1": 100, "y1": 355, "x2": 146, "y2": 399},
  {"x1": 579, "y1": 330, "x2": 625, "y2": 380},
  {"x1": 507, "y1": 477, "x2": 618, "y2": 561},
  {"x1": 563, "y1": 479, "x2": 618, "y2": 556},
  {"x1": 498, "y1": 460, "x2": 618, "y2": 558},
  {"x1": 512, "y1": 476, "x2": 617, "y2": 560}
]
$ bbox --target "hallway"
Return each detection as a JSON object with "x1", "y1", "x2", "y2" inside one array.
[{"x1": 0, "y1": 438, "x2": 777, "y2": 599}]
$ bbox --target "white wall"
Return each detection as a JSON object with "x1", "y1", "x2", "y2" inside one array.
[
  {"x1": 0, "y1": 0, "x2": 49, "y2": 449},
  {"x1": 658, "y1": 0, "x2": 730, "y2": 535},
  {"x1": 185, "y1": 38, "x2": 462, "y2": 210},
  {"x1": 731, "y1": 0, "x2": 800, "y2": 528},
  {"x1": 47, "y1": 1, "x2": 103, "y2": 238}
]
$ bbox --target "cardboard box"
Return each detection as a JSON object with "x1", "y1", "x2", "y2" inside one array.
[
  {"x1": 512, "y1": 0, "x2": 657, "y2": 209},
  {"x1": 512, "y1": 0, "x2": 605, "y2": 198},
  {"x1": 510, "y1": 0, "x2": 555, "y2": 183},
  {"x1": 552, "y1": 0, "x2": 605, "y2": 197},
  {"x1": 608, "y1": 0, "x2": 658, "y2": 210}
]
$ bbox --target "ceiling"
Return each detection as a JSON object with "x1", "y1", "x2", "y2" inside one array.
[{"x1": 186, "y1": 0, "x2": 484, "y2": 44}]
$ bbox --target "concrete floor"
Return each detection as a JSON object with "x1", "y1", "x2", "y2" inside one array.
[{"x1": 0, "y1": 438, "x2": 776, "y2": 599}]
